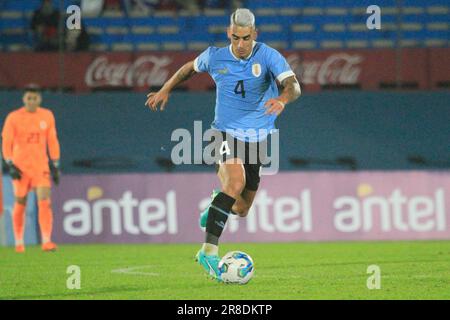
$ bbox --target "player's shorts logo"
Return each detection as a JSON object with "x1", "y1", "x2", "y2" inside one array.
[
  {"x1": 252, "y1": 63, "x2": 261, "y2": 77},
  {"x1": 40, "y1": 121, "x2": 47, "y2": 130}
]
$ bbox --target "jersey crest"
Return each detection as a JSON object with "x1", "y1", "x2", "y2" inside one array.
[{"x1": 252, "y1": 63, "x2": 261, "y2": 77}]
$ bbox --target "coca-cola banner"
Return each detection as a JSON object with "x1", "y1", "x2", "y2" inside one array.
[
  {"x1": 52, "y1": 171, "x2": 450, "y2": 244},
  {"x1": 2, "y1": 48, "x2": 449, "y2": 92}
]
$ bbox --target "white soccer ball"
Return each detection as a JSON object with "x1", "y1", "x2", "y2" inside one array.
[{"x1": 219, "y1": 251, "x2": 254, "y2": 284}]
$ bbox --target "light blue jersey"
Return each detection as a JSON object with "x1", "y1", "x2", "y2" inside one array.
[{"x1": 194, "y1": 42, "x2": 295, "y2": 142}]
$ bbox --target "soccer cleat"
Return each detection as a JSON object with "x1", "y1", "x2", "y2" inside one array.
[
  {"x1": 195, "y1": 250, "x2": 222, "y2": 282},
  {"x1": 42, "y1": 242, "x2": 57, "y2": 252},
  {"x1": 199, "y1": 189, "x2": 221, "y2": 229},
  {"x1": 199, "y1": 207, "x2": 209, "y2": 229},
  {"x1": 15, "y1": 245, "x2": 25, "y2": 253}
]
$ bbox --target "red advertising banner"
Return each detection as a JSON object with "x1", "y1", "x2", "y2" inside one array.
[{"x1": 1, "y1": 48, "x2": 449, "y2": 92}]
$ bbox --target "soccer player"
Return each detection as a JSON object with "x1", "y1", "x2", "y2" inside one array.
[
  {"x1": 2, "y1": 86, "x2": 61, "y2": 253},
  {"x1": 145, "y1": 8, "x2": 301, "y2": 281}
]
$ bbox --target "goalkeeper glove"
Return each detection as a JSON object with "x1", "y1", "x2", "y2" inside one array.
[
  {"x1": 49, "y1": 160, "x2": 61, "y2": 185},
  {"x1": 6, "y1": 160, "x2": 22, "y2": 180}
]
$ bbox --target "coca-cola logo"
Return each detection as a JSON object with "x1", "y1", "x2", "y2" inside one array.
[
  {"x1": 287, "y1": 53, "x2": 363, "y2": 85},
  {"x1": 85, "y1": 55, "x2": 172, "y2": 87}
]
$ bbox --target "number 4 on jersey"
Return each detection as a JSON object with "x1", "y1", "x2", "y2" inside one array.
[
  {"x1": 234, "y1": 80, "x2": 246, "y2": 98},
  {"x1": 220, "y1": 141, "x2": 231, "y2": 155}
]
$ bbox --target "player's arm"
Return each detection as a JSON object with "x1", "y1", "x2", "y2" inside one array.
[
  {"x1": 265, "y1": 76, "x2": 301, "y2": 116},
  {"x1": 47, "y1": 112, "x2": 61, "y2": 184},
  {"x1": 1, "y1": 114, "x2": 22, "y2": 179},
  {"x1": 145, "y1": 60, "x2": 196, "y2": 111},
  {"x1": 278, "y1": 75, "x2": 302, "y2": 105},
  {"x1": 1, "y1": 114, "x2": 14, "y2": 162}
]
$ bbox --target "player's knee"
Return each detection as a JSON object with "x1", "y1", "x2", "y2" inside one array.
[
  {"x1": 15, "y1": 197, "x2": 27, "y2": 205},
  {"x1": 223, "y1": 180, "x2": 245, "y2": 199},
  {"x1": 36, "y1": 188, "x2": 51, "y2": 201},
  {"x1": 37, "y1": 194, "x2": 51, "y2": 201}
]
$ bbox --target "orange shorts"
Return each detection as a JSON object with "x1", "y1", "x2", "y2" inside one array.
[{"x1": 12, "y1": 171, "x2": 52, "y2": 198}]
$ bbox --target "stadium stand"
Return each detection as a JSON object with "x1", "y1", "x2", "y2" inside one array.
[{"x1": 0, "y1": 0, "x2": 448, "y2": 51}]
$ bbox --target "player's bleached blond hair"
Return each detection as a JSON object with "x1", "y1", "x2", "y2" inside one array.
[{"x1": 230, "y1": 8, "x2": 255, "y2": 28}]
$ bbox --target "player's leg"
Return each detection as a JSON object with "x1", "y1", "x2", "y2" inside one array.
[
  {"x1": 197, "y1": 158, "x2": 243, "y2": 280},
  {"x1": 199, "y1": 186, "x2": 255, "y2": 226},
  {"x1": 200, "y1": 136, "x2": 261, "y2": 223},
  {"x1": 35, "y1": 173, "x2": 57, "y2": 251},
  {"x1": 231, "y1": 162, "x2": 262, "y2": 217},
  {"x1": 217, "y1": 159, "x2": 249, "y2": 216},
  {"x1": 231, "y1": 188, "x2": 257, "y2": 217},
  {"x1": 205, "y1": 158, "x2": 244, "y2": 250},
  {"x1": 11, "y1": 176, "x2": 31, "y2": 253},
  {"x1": 12, "y1": 195, "x2": 28, "y2": 252},
  {"x1": 199, "y1": 188, "x2": 220, "y2": 229},
  {"x1": 199, "y1": 131, "x2": 241, "y2": 229}
]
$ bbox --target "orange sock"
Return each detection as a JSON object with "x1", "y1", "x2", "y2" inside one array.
[
  {"x1": 38, "y1": 199, "x2": 53, "y2": 243},
  {"x1": 12, "y1": 203, "x2": 26, "y2": 245}
]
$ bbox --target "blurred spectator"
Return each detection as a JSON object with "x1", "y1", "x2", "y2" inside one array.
[
  {"x1": 31, "y1": 0, "x2": 61, "y2": 51},
  {"x1": 156, "y1": 0, "x2": 179, "y2": 11},
  {"x1": 175, "y1": 0, "x2": 199, "y2": 12},
  {"x1": 104, "y1": 0, "x2": 123, "y2": 11},
  {"x1": 231, "y1": 0, "x2": 245, "y2": 10},
  {"x1": 197, "y1": 0, "x2": 245, "y2": 10},
  {"x1": 81, "y1": 0, "x2": 104, "y2": 17},
  {"x1": 198, "y1": 0, "x2": 227, "y2": 9},
  {"x1": 65, "y1": 24, "x2": 90, "y2": 51},
  {"x1": 123, "y1": 0, "x2": 159, "y2": 15}
]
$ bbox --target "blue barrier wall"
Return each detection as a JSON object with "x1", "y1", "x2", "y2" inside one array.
[
  {"x1": 1, "y1": 176, "x2": 39, "y2": 246},
  {"x1": 0, "y1": 91, "x2": 449, "y2": 173}
]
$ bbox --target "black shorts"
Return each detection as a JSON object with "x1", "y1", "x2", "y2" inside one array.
[{"x1": 210, "y1": 130, "x2": 267, "y2": 191}]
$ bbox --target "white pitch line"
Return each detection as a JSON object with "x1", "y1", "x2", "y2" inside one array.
[{"x1": 111, "y1": 265, "x2": 159, "y2": 277}]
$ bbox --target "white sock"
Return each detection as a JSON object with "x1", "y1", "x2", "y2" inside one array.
[{"x1": 202, "y1": 243, "x2": 219, "y2": 256}]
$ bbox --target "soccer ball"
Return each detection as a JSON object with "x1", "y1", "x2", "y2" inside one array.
[{"x1": 219, "y1": 251, "x2": 254, "y2": 284}]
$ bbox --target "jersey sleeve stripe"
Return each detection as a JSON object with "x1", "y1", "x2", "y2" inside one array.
[{"x1": 276, "y1": 70, "x2": 296, "y2": 83}]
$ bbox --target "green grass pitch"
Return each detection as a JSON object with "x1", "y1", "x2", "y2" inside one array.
[{"x1": 1, "y1": 241, "x2": 449, "y2": 300}]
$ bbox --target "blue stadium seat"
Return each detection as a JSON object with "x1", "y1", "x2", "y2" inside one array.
[
  {"x1": 1, "y1": 34, "x2": 31, "y2": 45},
  {"x1": 196, "y1": 15, "x2": 228, "y2": 27},
  {"x1": 84, "y1": 17, "x2": 130, "y2": 28},
  {"x1": 0, "y1": 0, "x2": 78, "y2": 12},
  {"x1": 353, "y1": 0, "x2": 396, "y2": 6},
  {"x1": 96, "y1": 33, "x2": 127, "y2": 47},
  {"x1": 258, "y1": 31, "x2": 288, "y2": 43},
  {"x1": 0, "y1": 0, "x2": 40, "y2": 11},
  {"x1": 291, "y1": 29, "x2": 321, "y2": 43},
  {"x1": 248, "y1": 0, "x2": 278, "y2": 9},
  {"x1": 0, "y1": 17, "x2": 28, "y2": 30},
  {"x1": 422, "y1": 0, "x2": 449, "y2": 5},
  {"x1": 0, "y1": 0, "x2": 447, "y2": 50},
  {"x1": 183, "y1": 32, "x2": 215, "y2": 43},
  {"x1": 124, "y1": 33, "x2": 161, "y2": 44},
  {"x1": 257, "y1": 15, "x2": 292, "y2": 28}
]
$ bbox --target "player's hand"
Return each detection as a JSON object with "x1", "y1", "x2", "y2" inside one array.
[
  {"x1": 145, "y1": 89, "x2": 170, "y2": 111},
  {"x1": 264, "y1": 99, "x2": 285, "y2": 116},
  {"x1": 6, "y1": 160, "x2": 22, "y2": 180},
  {"x1": 49, "y1": 160, "x2": 61, "y2": 185}
]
